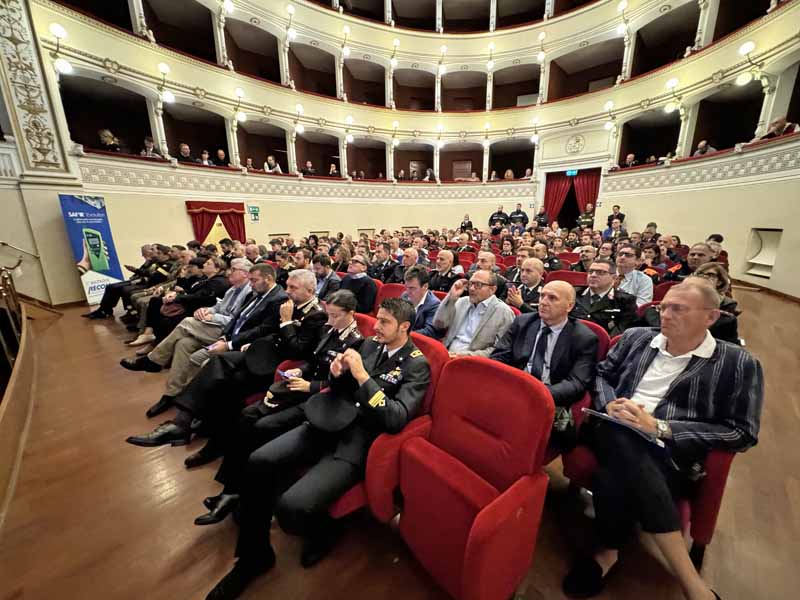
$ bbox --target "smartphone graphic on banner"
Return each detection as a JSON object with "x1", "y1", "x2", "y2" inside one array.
[{"x1": 83, "y1": 227, "x2": 110, "y2": 272}]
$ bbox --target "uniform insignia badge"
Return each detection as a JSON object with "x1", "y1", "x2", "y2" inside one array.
[{"x1": 410, "y1": 349, "x2": 423, "y2": 358}]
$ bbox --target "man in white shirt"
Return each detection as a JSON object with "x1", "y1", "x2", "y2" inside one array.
[{"x1": 614, "y1": 243, "x2": 653, "y2": 306}]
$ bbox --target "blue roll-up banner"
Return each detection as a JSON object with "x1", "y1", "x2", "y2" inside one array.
[{"x1": 59, "y1": 194, "x2": 124, "y2": 304}]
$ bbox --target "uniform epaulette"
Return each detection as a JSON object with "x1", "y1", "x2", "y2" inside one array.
[
  {"x1": 410, "y1": 349, "x2": 423, "y2": 358},
  {"x1": 667, "y1": 264, "x2": 682, "y2": 273}
]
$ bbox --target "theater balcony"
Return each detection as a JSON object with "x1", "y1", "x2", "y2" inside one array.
[{"x1": 547, "y1": 38, "x2": 623, "y2": 102}]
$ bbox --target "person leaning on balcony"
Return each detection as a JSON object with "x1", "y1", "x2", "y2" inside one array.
[
  {"x1": 693, "y1": 140, "x2": 717, "y2": 156},
  {"x1": 750, "y1": 116, "x2": 799, "y2": 142},
  {"x1": 264, "y1": 155, "x2": 282, "y2": 174},
  {"x1": 139, "y1": 136, "x2": 162, "y2": 159}
]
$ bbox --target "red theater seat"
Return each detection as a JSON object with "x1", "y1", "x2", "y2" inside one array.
[
  {"x1": 370, "y1": 357, "x2": 554, "y2": 600},
  {"x1": 557, "y1": 252, "x2": 580, "y2": 265},
  {"x1": 654, "y1": 281, "x2": 679, "y2": 301},
  {"x1": 546, "y1": 270, "x2": 587, "y2": 286}
]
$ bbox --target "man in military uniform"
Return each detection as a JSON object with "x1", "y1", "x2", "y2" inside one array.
[
  {"x1": 664, "y1": 243, "x2": 713, "y2": 282},
  {"x1": 194, "y1": 290, "x2": 364, "y2": 526},
  {"x1": 576, "y1": 202, "x2": 595, "y2": 230},
  {"x1": 571, "y1": 245, "x2": 597, "y2": 273},
  {"x1": 488, "y1": 205, "x2": 509, "y2": 227},
  {"x1": 508, "y1": 203, "x2": 529, "y2": 228},
  {"x1": 125, "y1": 270, "x2": 325, "y2": 467},
  {"x1": 367, "y1": 242, "x2": 398, "y2": 283},
  {"x1": 204, "y1": 298, "x2": 430, "y2": 599},
  {"x1": 504, "y1": 246, "x2": 534, "y2": 284},
  {"x1": 571, "y1": 258, "x2": 637, "y2": 336},
  {"x1": 534, "y1": 206, "x2": 549, "y2": 228},
  {"x1": 429, "y1": 249, "x2": 460, "y2": 293},
  {"x1": 506, "y1": 258, "x2": 546, "y2": 314},
  {"x1": 533, "y1": 242, "x2": 563, "y2": 272}
]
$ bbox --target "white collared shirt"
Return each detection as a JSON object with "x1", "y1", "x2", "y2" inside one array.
[
  {"x1": 526, "y1": 317, "x2": 569, "y2": 384},
  {"x1": 617, "y1": 269, "x2": 654, "y2": 307},
  {"x1": 449, "y1": 297, "x2": 492, "y2": 353},
  {"x1": 630, "y1": 331, "x2": 717, "y2": 414}
]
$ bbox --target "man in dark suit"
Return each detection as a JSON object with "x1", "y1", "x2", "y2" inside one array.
[
  {"x1": 367, "y1": 242, "x2": 398, "y2": 283},
  {"x1": 386, "y1": 248, "x2": 419, "y2": 284},
  {"x1": 562, "y1": 280, "x2": 763, "y2": 599},
  {"x1": 125, "y1": 267, "x2": 324, "y2": 457},
  {"x1": 571, "y1": 258, "x2": 637, "y2": 336},
  {"x1": 506, "y1": 257, "x2": 545, "y2": 314},
  {"x1": 491, "y1": 280, "x2": 598, "y2": 447},
  {"x1": 194, "y1": 289, "x2": 365, "y2": 526},
  {"x1": 428, "y1": 250, "x2": 460, "y2": 293},
  {"x1": 504, "y1": 245, "x2": 534, "y2": 284},
  {"x1": 571, "y1": 245, "x2": 597, "y2": 273},
  {"x1": 508, "y1": 202, "x2": 529, "y2": 228},
  {"x1": 340, "y1": 254, "x2": 378, "y2": 314},
  {"x1": 606, "y1": 204, "x2": 625, "y2": 227},
  {"x1": 402, "y1": 265, "x2": 440, "y2": 338},
  {"x1": 204, "y1": 298, "x2": 430, "y2": 599},
  {"x1": 312, "y1": 253, "x2": 341, "y2": 300},
  {"x1": 274, "y1": 250, "x2": 294, "y2": 288}
]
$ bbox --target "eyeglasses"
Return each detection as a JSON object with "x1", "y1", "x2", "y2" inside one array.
[
  {"x1": 617, "y1": 251, "x2": 636, "y2": 258},
  {"x1": 468, "y1": 281, "x2": 494, "y2": 289},
  {"x1": 656, "y1": 303, "x2": 717, "y2": 316},
  {"x1": 587, "y1": 269, "x2": 612, "y2": 276},
  {"x1": 349, "y1": 259, "x2": 366, "y2": 266}
]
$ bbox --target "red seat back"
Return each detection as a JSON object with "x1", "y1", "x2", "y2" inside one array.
[
  {"x1": 636, "y1": 300, "x2": 659, "y2": 318},
  {"x1": 375, "y1": 282, "x2": 406, "y2": 305},
  {"x1": 502, "y1": 255, "x2": 517, "y2": 268},
  {"x1": 336, "y1": 271, "x2": 347, "y2": 279},
  {"x1": 432, "y1": 290, "x2": 448, "y2": 301},
  {"x1": 654, "y1": 281, "x2": 678, "y2": 301},
  {"x1": 547, "y1": 270, "x2": 587, "y2": 286},
  {"x1": 557, "y1": 252, "x2": 580, "y2": 265},
  {"x1": 430, "y1": 357, "x2": 555, "y2": 490},
  {"x1": 609, "y1": 334, "x2": 622, "y2": 348},
  {"x1": 409, "y1": 333, "x2": 450, "y2": 414},
  {"x1": 458, "y1": 258, "x2": 473, "y2": 271},
  {"x1": 459, "y1": 251, "x2": 476, "y2": 263},
  {"x1": 577, "y1": 319, "x2": 611, "y2": 360},
  {"x1": 355, "y1": 312, "x2": 377, "y2": 337},
  {"x1": 510, "y1": 305, "x2": 521, "y2": 316},
  {"x1": 370, "y1": 279, "x2": 384, "y2": 314}
]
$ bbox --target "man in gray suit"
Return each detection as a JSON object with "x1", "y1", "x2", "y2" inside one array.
[{"x1": 433, "y1": 269, "x2": 515, "y2": 357}]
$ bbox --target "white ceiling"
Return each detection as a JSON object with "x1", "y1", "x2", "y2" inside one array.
[
  {"x1": 491, "y1": 138, "x2": 535, "y2": 154},
  {"x1": 705, "y1": 80, "x2": 764, "y2": 103},
  {"x1": 241, "y1": 120, "x2": 285, "y2": 137},
  {"x1": 442, "y1": 70, "x2": 487, "y2": 89},
  {"x1": 393, "y1": 0, "x2": 436, "y2": 19},
  {"x1": 625, "y1": 109, "x2": 681, "y2": 129},
  {"x1": 555, "y1": 37, "x2": 624, "y2": 75},
  {"x1": 350, "y1": 136, "x2": 386, "y2": 149},
  {"x1": 394, "y1": 68, "x2": 436, "y2": 88},
  {"x1": 164, "y1": 101, "x2": 222, "y2": 124},
  {"x1": 498, "y1": 0, "x2": 544, "y2": 18},
  {"x1": 396, "y1": 141, "x2": 434, "y2": 151},
  {"x1": 493, "y1": 63, "x2": 540, "y2": 85},
  {"x1": 443, "y1": 0, "x2": 489, "y2": 20},
  {"x1": 345, "y1": 58, "x2": 385, "y2": 82},
  {"x1": 145, "y1": 0, "x2": 209, "y2": 29},
  {"x1": 226, "y1": 17, "x2": 278, "y2": 56},
  {"x1": 299, "y1": 130, "x2": 339, "y2": 145},
  {"x1": 638, "y1": 2, "x2": 700, "y2": 48},
  {"x1": 441, "y1": 141, "x2": 483, "y2": 151},
  {"x1": 291, "y1": 43, "x2": 335, "y2": 73},
  {"x1": 61, "y1": 74, "x2": 140, "y2": 102}
]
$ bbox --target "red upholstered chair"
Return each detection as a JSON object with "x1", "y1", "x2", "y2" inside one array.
[
  {"x1": 459, "y1": 258, "x2": 474, "y2": 271},
  {"x1": 375, "y1": 283, "x2": 406, "y2": 309},
  {"x1": 336, "y1": 271, "x2": 347, "y2": 279},
  {"x1": 502, "y1": 255, "x2": 517, "y2": 268},
  {"x1": 654, "y1": 281, "x2": 679, "y2": 301},
  {"x1": 557, "y1": 252, "x2": 580, "y2": 265},
  {"x1": 459, "y1": 251, "x2": 476, "y2": 263},
  {"x1": 636, "y1": 301, "x2": 659, "y2": 318},
  {"x1": 368, "y1": 357, "x2": 554, "y2": 600},
  {"x1": 370, "y1": 279, "x2": 384, "y2": 314},
  {"x1": 510, "y1": 306, "x2": 521, "y2": 316},
  {"x1": 428, "y1": 250, "x2": 439, "y2": 261},
  {"x1": 546, "y1": 270, "x2": 587, "y2": 286},
  {"x1": 609, "y1": 334, "x2": 622, "y2": 348},
  {"x1": 328, "y1": 332, "x2": 450, "y2": 519},
  {"x1": 432, "y1": 290, "x2": 448, "y2": 301},
  {"x1": 354, "y1": 312, "x2": 377, "y2": 337}
]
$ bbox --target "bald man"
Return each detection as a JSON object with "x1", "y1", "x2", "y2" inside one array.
[{"x1": 491, "y1": 281, "x2": 598, "y2": 448}]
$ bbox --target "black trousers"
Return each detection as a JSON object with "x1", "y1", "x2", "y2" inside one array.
[
  {"x1": 234, "y1": 422, "x2": 361, "y2": 561},
  {"x1": 99, "y1": 281, "x2": 144, "y2": 313},
  {"x1": 173, "y1": 351, "x2": 274, "y2": 447},
  {"x1": 590, "y1": 421, "x2": 693, "y2": 549}
]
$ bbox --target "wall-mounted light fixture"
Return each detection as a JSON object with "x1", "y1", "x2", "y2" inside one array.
[
  {"x1": 222, "y1": 0, "x2": 234, "y2": 14},
  {"x1": 233, "y1": 87, "x2": 246, "y2": 122},
  {"x1": 616, "y1": 1, "x2": 629, "y2": 35},
  {"x1": 663, "y1": 78, "x2": 681, "y2": 114},
  {"x1": 483, "y1": 122, "x2": 491, "y2": 148},
  {"x1": 536, "y1": 31, "x2": 546, "y2": 62},
  {"x1": 341, "y1": 25, "x2": 351, "y2": 58},
  {"x1": 603, "y1": 100, "x2": 616, "y2": 130},
  {"x1": 530, "y1": 117, "x2": 540, "y2": 145},
  {"x1": 438, "y1": 45, "x2": 447, "y2": 75},
  {"x1": 49, "y1": 24, "x2": 73, "y2": 75},
  {"x1": 392, "y1": 120, "x2": 400, "y2": 147},
  {"x1": 487, "y1": 42, "x2": 495, "y2": 71},
  {"x1": 156, "y1": 62, "x2": 174, "y2": 102},
  {"x1": 390, "y1": 38, "x2": 400, "y2": 68},
  {"x1": 294, "y1": 103, "x2": 304, "y2": 134}
]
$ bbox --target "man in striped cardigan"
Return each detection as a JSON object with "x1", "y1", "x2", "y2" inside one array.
[{"x1": 563, "y1": 279, "x2": 764, "y2": 600}]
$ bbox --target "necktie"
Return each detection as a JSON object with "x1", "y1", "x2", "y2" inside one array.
[
  {"x1": 375, "y1": 347, "x2": 388, "y2": 368},
  {"x1": 590, "y1": 294, "x2": 600, "y2": 307},
  {"x1": 530, "y1": 326, "x2": 551, "y2": 380}
]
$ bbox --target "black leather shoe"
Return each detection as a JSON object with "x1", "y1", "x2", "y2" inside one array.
[
  {"x1": 203, "y1": 495, "x2": 221, "y2": 510},
  {"x1": 195, "y1": 494, "x2": 240, "y2": 526},
  {"x1": 119, "y1": 312, "x2": 139, "y2": 324},
  {"x1": 125, "y1": 422, "x2": 190, "y2": 447},
  {"x1": 185, "y1": 441, "x2": 224, "y2": 469},
  {"x1": 145, "y1": 395, "x2": 174, "y2": 418},
  {"x1": 83, "y1": 309, "x2": 110, "y2": 319},
  {"x1": 205, "y1": 554, "x2": 275, "y2": 600},
  {"x1": 120, "y1": 355, "x2": 162, "y2": 373},
  {"x1": 300, "y1": 531, "x2": 340, "y2": 568},
  {"x1": 562, "y1": 556, "x2": 616, "y2": 598},
  {"x1": 126, "y1": 324, "x2": 140, "y2": 332}
]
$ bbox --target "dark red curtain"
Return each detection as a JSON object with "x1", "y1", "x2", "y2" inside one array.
[
  {"x1": 185, "y1": 201, "x2": 246, "y2": 242},
  {"x1": 573, "y1": 168, "x2": 602, "y2": 213},
  {"x1": 543, "y1": 172, "x2": 573, "y2": 223}
]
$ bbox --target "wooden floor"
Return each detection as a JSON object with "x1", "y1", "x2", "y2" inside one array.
[{"x1": 0, "y1": 289, "x2": 797, "y2": 600}]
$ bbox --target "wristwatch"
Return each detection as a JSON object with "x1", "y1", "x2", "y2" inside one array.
[{"x1": 655, "y1": 419, "x2": 672, "y2": 440}]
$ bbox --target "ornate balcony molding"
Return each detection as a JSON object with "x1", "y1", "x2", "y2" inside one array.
[
  {"x1": 601, "y1": 135, "x2": 800, "y2": 195},
  {"x1": 77, "y1": 154, "x2": 536, "y2": 203}
]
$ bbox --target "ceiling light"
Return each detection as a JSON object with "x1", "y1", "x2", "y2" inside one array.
[
  {"x1": 392, "y1": 138, "x2": 400, "y2": 147},
  {"x1": 54, "y1": 57, "x2": 73, "y2": 75},
  {"x1": 738, "y1": 41, "x2": 756, "y2": 56},
  {"x1": 437, "y1": 140, "x2": 445, "y2": 149},
  {"x1": 486, "y1": 59, "x2": 495, "y2": 71},
  {"x1": 532, "y1": 117, "x2": 540, "y2": 125},
  {"x1": 617, "y1": 0, "x2": 628, "y2": 12},
  {"x1": 234, "y1": 87, "x2": 245, "y2": 98},
  {"x1": 488, "y1": 41, "x2": 496, "y2": 51},
  {"x1": 49, "y1": 23, "x2": 67, "y2": 40},
  {"x1": 483, "y1": 139, "x2": 491, "y2": 148},
  {"x1": 665, "y1": 77, "x2": 679, "y2": 90},
  {"x1": 295, "y1": 103, "x2": 304, "y2": 114},
  {"x1": 157, "y1": 62, "x2": 170, "y2": 75},
  {"x1": 287, "y1": 28, "x2": 297, "y2": 40},
  {"x1": 393, "y1": 38, "x2": 400, "y2": 47},
  {"x1": 342, "y1": 25, "x2": 350, "y2": 35},
  {"x1": 392, "y1": 120, "x2": 399, "y2": 129},
  {"x1": 236, "y1": 111, "x2": 247, "y2": 123},
  {"x1": 604, "y1": 100, "x2": 614, "y2": 111},
  {"x1": 538, "y1": 31, "x2": 546, "y2": 42},
  {"x1": 295, "y1": 123, "x2": 305, "y2": 134},
  {"x1": 530, "y1": 134, "x2": 540, "y2": 145},
  {"x1": 440, "y1": 45, "x2": 448, "y2": 55},
  {"x1": 664, "y1": 102, "x2": 677, "y2": 114},
  {"x1": 342, "y1": 46, "x2": 351, "y2": 57},
  {"x1": 484, "y1": 122, "x2": 491, "y2": 130},
  {"x1": 161, "y1": 90, "x2": 175, "y2": 103},
  {"x1": 390, "y1": 57, "x2": 398, "y2": 68},
  {"x1": 438, "y1": 64, "x2": 447, "y2": 75},
  {"x1": 604, "y1": 120, "x2": 615, "y2": 131},
  {"x1": 344, "y1": 116, "x2": 354, "y2": 127},
  {"x1": 437, "y1": 123, "x2": 444, "y2": 132},
  {"x1": 346, "y1": 133, "x2": 354, "y2": 143},
  {"x1": 222, "y1": 0, "x2": 235, "y2": 14},
  {"x1": 286, "y1": 4, "x2": 295, "y2": 15},
  {"x1": 736, "y1": 71, "x2": 754, "y2": 86},
  {"x1": 536, "y1": 50, "x2": 546, "y2": 62},
  {"x1": 616, "y1": 22, "x2": 627, "y2": 35}
]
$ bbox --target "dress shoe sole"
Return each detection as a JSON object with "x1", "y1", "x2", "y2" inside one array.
[
  {"x1": 185, "y1": 454, "x2": 220, "y2": 469},
  {"x1": 125, "y1": 436, "x2": 190, "y2": 447}
]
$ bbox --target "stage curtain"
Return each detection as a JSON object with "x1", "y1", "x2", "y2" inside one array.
[
  {"x1": 543, "y1": 172, "x2": 572, "y2": 223},
  {"x1": 573, "y1": 168, "x2": 602, "y2": 213},
  {"x1": 185, "y1": 201, "x2": 246, "y2": 242}
]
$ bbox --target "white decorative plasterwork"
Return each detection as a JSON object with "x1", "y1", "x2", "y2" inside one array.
[
  {"x1": 79, "y1": 156, "x2": 537, "y2": 202},
  {"x1": 602, "y1": 141, "x2": 800, "y2": 193},
  {"x1": 565, "y1": 135, "x2": 585, "y2": 154},
  {"x1": 0, "y1": 0, "x2": 65, "y2": 171}
]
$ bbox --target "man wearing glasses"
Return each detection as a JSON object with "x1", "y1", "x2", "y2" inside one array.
[
  {"x1": 433, "y1": 270, "x2": 514, "y2": 357},
  {"x1": 562, "y1": 279, "x2": 763, "y2": 599},
  {"x1": 572, "y1": 258, "x2": 637, "y2": 336},
  {"x1": 340, "y1": 254, "x2": 378, "y2": 314},
  {"x1": 614, "y1": 244, "x2": 654, "y2": 307}
]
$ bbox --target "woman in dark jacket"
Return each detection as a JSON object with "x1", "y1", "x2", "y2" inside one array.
[{"x1": 127, "y1": 257, "x2": 230, "y2": 351}]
